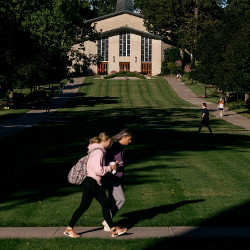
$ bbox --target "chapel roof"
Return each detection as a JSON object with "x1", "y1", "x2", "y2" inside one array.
[
  {"x1": 85, "y1": 11, "x2": 143, "y2": 24},
  {"x1": 99, "y1": 26, "x2": 162, "y2": 40}
]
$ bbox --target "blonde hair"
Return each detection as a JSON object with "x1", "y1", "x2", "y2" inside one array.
[
  {"x1": 112, "y1": 128, "x2": 133, "y2": 142},
  {"x1": 89, "y1": 132, "x2": 111, "y2": 144}
]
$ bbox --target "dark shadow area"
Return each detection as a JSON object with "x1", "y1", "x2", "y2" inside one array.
[
  {"x1": 64, "y1": 93, "x2": 119, "y2": 108},
  {"x1": 201, "y1": 200, "x2": 250, "y2": 227},
  {"x1": 0, "y1": 106, "x2": 249, "y2": 204},
  {"x1": 237, "y1": 110, "x2": 250, "y2": 115},
  {"x1": 117, "y1": 199, "x2": 205, "y2": 229},
  {"x1": 145, "y1": 237, "x2": 250, "y2": 250},
  {"x1": 0, "y1": 186, "x2": 81, "y2": 211},
  {"x1": 146, "y1": 201, "x2": 250, "y2": 249}
]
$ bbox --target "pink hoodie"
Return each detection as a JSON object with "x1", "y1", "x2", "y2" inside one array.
[{"x1": 86, "y1": 143, "x2": 111, "y2": 186}]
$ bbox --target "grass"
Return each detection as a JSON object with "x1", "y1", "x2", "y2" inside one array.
[
  {"x1": 1, "y1": 76, "x2": 250, "y2": 248},
  {"x1": 1, "y1": 238, "x2": 250, "y2": 250}
]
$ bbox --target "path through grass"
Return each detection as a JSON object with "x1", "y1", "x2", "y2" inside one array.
[{"x1": 0, "y1": 77, "x2": 250, "y2": 232}]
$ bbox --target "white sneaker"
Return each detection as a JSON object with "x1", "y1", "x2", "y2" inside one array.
[{"x1": 102, "y1": 220, "x2": 111, "y2": 232}]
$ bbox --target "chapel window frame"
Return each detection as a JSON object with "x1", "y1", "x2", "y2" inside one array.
[
  {"x1": 141, "y1": 36, "x2": 152, "y2": 62},
  {"x1": 98, "y1": 36, "x2": 109, "y2": 62},
  {"x1": 119, "y1": 31, "x2": 130, "y2": 57}
]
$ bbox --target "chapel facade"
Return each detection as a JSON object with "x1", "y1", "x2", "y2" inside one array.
[{"x1": 84, "y1": 0, "x2": 170, "y2": 76}]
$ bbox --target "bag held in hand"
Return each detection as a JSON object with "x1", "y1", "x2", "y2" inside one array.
[{"x1": 68, "y1": 148, "x2": 101, "y2": 185}]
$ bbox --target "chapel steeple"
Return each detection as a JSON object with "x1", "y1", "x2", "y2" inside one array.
[{"x1": 116, "y1": 0, "x2": 134, "y2": 12}]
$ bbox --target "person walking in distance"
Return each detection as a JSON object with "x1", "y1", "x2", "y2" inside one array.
[
  {"x1": 44, "y1": 93, "x2": 51, "y2": 112},
  {"x1": 102, "y1": 128, "x2": 133, "y2": 232},
  {"x1": 198, "y1": 103, "x2": 212, "y2": 134},
  {"x1": 176, "y1": 72, "x2": 182, "y2": 81},
  {"x1": 59, "y1": 81, "x2": 64, "y2": 94},
  {"x1": 218, "y1": 97, "x2": 224, "y2": 117},
  {"x1": 64, "y1": 132, "x2": 127, "y2": 238}
]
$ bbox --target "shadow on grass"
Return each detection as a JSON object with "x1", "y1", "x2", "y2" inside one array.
[
  {"x1": 0, "y1": 107, "x2": 249, "y2": 196},
  {"x1": 145, "y1": 237, "x2": 250, "y2": 250},
  {"x1": 65, "y1": 92, "x2": 119, "y2": 108},
  {"x1": 0, "y1": 103, "x2": 249, "y2": 224},
  {"x1": 117, "y1": 199, "x2": 205, "y2": 229},
  {"x1": 146, "y1": 200, "x2": 250, "y2": 249},
  {"x1": 201, "y1": 200, "x2": 250, "y2": 227}
]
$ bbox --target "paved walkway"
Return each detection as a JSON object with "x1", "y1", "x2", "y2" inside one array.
[
  {"x1": 0, "y1": 226, "x2": 250, "y2": 239},
  {"x1": 165, "y1": 76, "x2": 250, "y2": 132},
  {"x1": 0, "y1": 77, "x2": 85, "y2": 140}
]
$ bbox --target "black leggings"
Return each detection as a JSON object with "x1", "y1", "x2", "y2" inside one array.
[{"x1": 69, "y1": 177, "x2": 114, "y2": 228}]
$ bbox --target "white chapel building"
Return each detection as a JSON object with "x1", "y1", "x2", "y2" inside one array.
[{"x1": 84, "y1": 0, "x2": 170, "y2": 76}]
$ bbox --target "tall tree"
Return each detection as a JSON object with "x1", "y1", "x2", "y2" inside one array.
[
  {"x1": 0, "y1": 0, "x2": 96, "y2": 91},
  {"x1": 192, "y1": 0, "x2": 250, "y2": 93},
  {"x1": 138, "y1": 0, "x2": 223, "y2": 61}
]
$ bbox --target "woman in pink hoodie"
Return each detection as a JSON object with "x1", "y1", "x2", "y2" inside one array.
[{"x1": 64, "y1": 132, "x2": 127, "y2": 238}]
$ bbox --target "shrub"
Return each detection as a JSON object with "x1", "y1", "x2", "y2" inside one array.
[
  {"x1": 104, "y1": 71, "x2": 146, "y2": 79},
  {"x1": 161, "y1": 61, "x2": 169, "y2": 75},
  {"x1": 184, "y1": 65, "x2": 192, "y2": 73},
  {"x1": 226, "y1": 101, "x2": 246, "y2": 110},
  {"x1": 167, "y1": 62, "x2": 176, "y2": 75},
  {"x1": 175, "y1": 60, "x2": 182, "y2": 66}
]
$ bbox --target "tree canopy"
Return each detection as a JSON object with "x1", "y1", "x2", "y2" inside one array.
[
  {"x1": 192, "y1": 0, "x2": 250, "y2": 92},
  {"x1": 0, "y1": 0, "x2": 95, "y2": 91},
  {"x1": 89, "y1": 0, "x2": 117, "y2": 16},
  {"x1": 139, "y1": 0, "x2": 223, "y2": 58},
  {"x1": 139, "y1": 0, "x2": 249, "y2": 93}
]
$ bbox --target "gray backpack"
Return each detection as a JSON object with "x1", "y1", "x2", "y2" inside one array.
[{"x1": 68, "y1": 148, "x2": 101, "y2": 185}]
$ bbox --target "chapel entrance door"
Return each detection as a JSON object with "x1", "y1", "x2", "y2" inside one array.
[
  {"x1": 98, "y1": 62, "x2": 108, "y2": 75},
  {"x1": 141, "y1": 63, "x2": 152, "y2": 76},
  {"x1": 119, "y1": 62, "x2": 130, "y2": 72}
]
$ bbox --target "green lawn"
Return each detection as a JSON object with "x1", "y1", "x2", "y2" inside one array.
[
  {"x1": 1, "y1": 76, "x2": 250, "y2": 248},
  {"x1": 1, "y1": 238, "x2": 250, "y2": 250}
]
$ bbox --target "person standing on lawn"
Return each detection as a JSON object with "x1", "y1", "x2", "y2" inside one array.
[
  {"x1": 198, "y1": 103, "x2": 212, "y2": 134},
  {"x1": 64, "y1": 132, "x2": 127, "y2": 238},
  {"x1": 102, "y1": 128, "x2": 133, "y2": 232}
]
